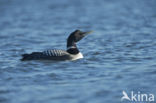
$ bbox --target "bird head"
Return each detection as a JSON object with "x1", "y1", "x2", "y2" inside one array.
[{"x1": 67, "y1": 30, "x2": 93, "y2": 43}]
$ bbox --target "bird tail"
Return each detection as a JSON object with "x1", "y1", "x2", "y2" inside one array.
[{"x1": 21, "y1": 52, "x2": 43, "y2": 61}]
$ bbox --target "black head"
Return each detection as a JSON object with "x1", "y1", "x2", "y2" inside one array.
[
  {"x1": 66, "y1": 30, "x2": 93, "y2": 54},
  {"x1": 67, "y1": 30, "x2": 92, "y2": 43}
]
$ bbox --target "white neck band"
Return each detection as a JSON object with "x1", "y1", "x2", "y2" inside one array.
[{"x1": 67, "y1": 46, "x2": 76, "y2": 50}]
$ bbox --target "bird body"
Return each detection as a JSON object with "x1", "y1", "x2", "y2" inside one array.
[{"x1": 21, "y1": 49, "x2": 83, "y2": 61}]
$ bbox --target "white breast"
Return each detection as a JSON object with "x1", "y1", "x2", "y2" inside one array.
[{"x1": 70, "y1": 52, "x2": 83, "y2": 60}]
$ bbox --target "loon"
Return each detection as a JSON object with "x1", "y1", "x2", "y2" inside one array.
[{"x1": 21, "y1": 30, "x2": 92, "y2": 61}]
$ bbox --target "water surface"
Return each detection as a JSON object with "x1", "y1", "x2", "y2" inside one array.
[{"x1": 0, "y1": 0, "x2": 156, "y2": 103}]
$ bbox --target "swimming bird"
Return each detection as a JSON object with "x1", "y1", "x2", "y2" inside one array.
[{"x1": 21, "y1": 30, "x2": 92, "y2": 61}]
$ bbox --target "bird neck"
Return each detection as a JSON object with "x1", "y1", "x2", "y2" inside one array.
[{"x1": 67, "y1": 41, "x2": 79, "y2": 54}]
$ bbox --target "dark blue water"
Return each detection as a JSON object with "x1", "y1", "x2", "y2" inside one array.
[{"x1": 0, "y1": 0, "x2": 156, "y2": 103}]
